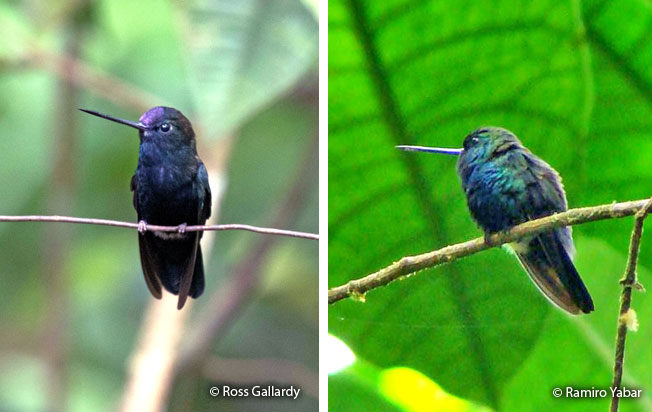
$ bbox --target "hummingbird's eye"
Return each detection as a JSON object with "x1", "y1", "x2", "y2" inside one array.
[
  {"x1": 463, "y1": 135, "x2": 480, "y2": 149},
  {"x1": 160, "y1": 123, "x2": 171, "y2": 132}
]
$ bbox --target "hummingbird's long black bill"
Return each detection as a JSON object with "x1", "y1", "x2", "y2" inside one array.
[
  {"x1": 79, "y1": 108, "x2": 146, "y2": 131},
  {"x1": 396, "y1": 145, "x2": 463, "y2": 155}
]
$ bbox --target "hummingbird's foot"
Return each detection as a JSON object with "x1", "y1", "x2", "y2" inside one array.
[
  {"x1": 484, "y1": 230, "x2": 510, "y2": 247},
  {"x1": 138, "y1": 220, "x2": 148, "y2": 234},
  {"x1": 484, "y1": 232, "x2": 496, "y2": 246},
  {"x1": 177, "y1": 223, "x2": 188, "y2": 234}
]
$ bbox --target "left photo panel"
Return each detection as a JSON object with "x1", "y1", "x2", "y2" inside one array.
[{"x1": 0, "y1": 1, "x2": 318, "y2": 411}]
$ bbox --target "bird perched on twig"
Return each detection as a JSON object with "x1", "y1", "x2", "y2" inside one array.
[
  {"x1": 81, "y1": 107, "x2": 211, "y2": 309},
  {"x1": 398, "y1": 127, "x2": 594, "y2": 315}
]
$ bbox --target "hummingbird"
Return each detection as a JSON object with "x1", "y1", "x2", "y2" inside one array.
[
  {"x1": 81, "y1": 106, "x2": 212, "y2": 309},
  {"x1": 397, "y1": 127, "x2": 594, "y2": 314}
]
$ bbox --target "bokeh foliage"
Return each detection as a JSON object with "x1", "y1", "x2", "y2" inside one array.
[
  {"x1": 0, "y1": 0, "x2": 317, "y2": 411},
  {"x1": 329, "y1": 0, "x2": 652, "y2": 411}
]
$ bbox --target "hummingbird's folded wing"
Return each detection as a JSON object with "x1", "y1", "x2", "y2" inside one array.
[
  {"x1": 175, "y1": 163, "x2": 211, "y2": 309},
  {"x1": 515, "y1": 154, "x2": 592, "y2": 313},
  {"x1": 131, "y1": 174, "x2": 163, "y2": 299},
  {"x1": 198, "y1": 162, "x2": 212, "y2": 224},
  {"x1": 176, "y1": 231, "x2": 199, "y2": 310},
  {"x1": 138, "y1": 233, "x2": 163, "y2": 299},
  {"x1": 514, "y1": 231, "x2": 593, "y2": 314}
]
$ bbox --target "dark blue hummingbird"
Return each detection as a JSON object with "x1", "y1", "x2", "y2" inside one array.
[
  {"x1": 81, "y1": 107, "x2": 211, "y2": 309},
  {"x1": 397, "y1": 127, "x2": 594, "y2": 314}
]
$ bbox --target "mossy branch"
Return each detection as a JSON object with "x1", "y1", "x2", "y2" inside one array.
[
  {"x1": 609, "y1": 198, "x2": 652, "y2": 412},
  {"x1": 328, "y1": 198, "x2": 649, "y2": 304}
]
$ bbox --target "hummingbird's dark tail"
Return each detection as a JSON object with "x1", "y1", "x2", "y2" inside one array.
[
  {"x1": 138, "y1": 232, "x2": 206, "y2": 309},
  {"x1": 155, "y1": 240, "x2": 205, "y2": 300},
  {"x1": 190, "y1": 247, "x2": 206, "y2": 298},
  {"x1": 513, "y1": 231, "x2": 594, "y2": 315}
]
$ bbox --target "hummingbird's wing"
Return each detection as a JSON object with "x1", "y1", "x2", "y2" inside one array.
[
  {"x1": 176, "y1": 163, "x2": 211, "y2": 309},
  {"x1": 514, "y1": 155, "x2": 593, "y2": 314},
  {"x1": 198, "y1": 162, "x2": 212, "y2": 223},
  {"x1": 138, "y1": 235, "x2": 163, "y2": 298},
  {"x1": 176, "y1": 232, "x2": 199, "y2": 310},
  {"x1": 514, "y1": 232, "x2": 594, "y2": 314},
  {"x1": 131, "y1": 175, "x2": 163, "y2": 299}
]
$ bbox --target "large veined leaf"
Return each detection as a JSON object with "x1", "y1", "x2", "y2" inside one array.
[
  {"x1": 329, "y1": 0, "x2": 652, "y2": 409},
  {"x1": 503, "y1": 238, "x2": 652, "y2": 412},
  {"x1": 329, "y1": 373, "x2": 403, "y2": 412},
  {"x1": 182, "y1": 0, "x2": 318, "y2": 136}
]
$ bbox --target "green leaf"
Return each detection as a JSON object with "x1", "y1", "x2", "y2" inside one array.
[
  {"x1": 0, "y1": 4, "x2": 32, "y2": 59},
  {"x1": 329, "y1": 0, "x2": 652, "y2": 409},
  {"x1": 329, "y1": 362, "x2": 404, "y2": 412},
  {"x1": 502, "y1": 238, "x2": 652, "y2": 412},
  {"x1": 183, "y1": 0, "x2": 318, "y2": 135},
  {"x1": 329, "y1": 0, "x2": 590, "y2": 407}
]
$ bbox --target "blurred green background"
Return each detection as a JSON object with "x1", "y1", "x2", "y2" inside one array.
[
  {"x1": 0, "y1": 0, "x2": 317, "y2": 411},
  {"x1": 329, "y1": 0, "x2": 651, "y2": 411}
]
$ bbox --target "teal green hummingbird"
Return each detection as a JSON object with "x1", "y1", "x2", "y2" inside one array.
[{"x1": 398, "y1": 127, "x2": 594, "y2": 314}]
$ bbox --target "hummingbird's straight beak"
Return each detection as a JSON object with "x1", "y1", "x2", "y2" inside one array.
[
  {"x1": 79, "y1": 108, "x2": 147, "y2": 131},
  {"x1": 396, "y1": 145, "x2": 463, "y2": 155}
]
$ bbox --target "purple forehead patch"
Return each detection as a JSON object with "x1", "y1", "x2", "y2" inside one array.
[{"x1": 139, "y1": 106, "x2": 166, "y2": 126}]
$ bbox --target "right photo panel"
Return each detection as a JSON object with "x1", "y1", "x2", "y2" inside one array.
[{"x1": 328, "y1": 1, "x2": 651, "y2": 411}]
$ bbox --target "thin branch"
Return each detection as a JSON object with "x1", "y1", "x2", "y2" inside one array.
[
  {"x1": 610, "y1": 197, "x2": 652, "y2": 412},
  {"x1": 329, "y1": 198, "x2": 650, "y2": 304},
  {"x1": 0, "y1": 215, "x2": 318, "y2": 240}
]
